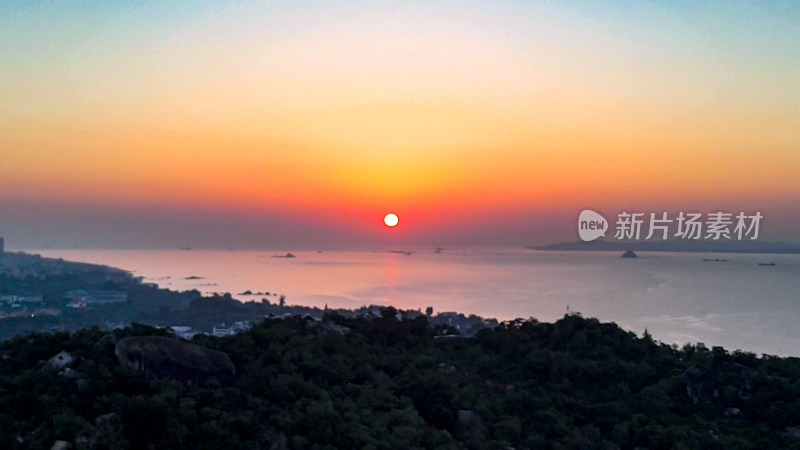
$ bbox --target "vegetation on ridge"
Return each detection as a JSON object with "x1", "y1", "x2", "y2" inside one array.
[{"x1": 2, "y1": 310, "x2": 800, "y2": 448}]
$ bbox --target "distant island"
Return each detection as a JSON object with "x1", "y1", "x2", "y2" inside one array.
[
  {"x1": 271, "y1": 252, "x2": 296, "y2": 258},
  {"x1": 530, "y1": 239, "x2": 800, "y2": 254}
]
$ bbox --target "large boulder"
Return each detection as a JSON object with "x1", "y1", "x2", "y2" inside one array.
[
  {"x1": 45, "y1": 351, "x2": 74, "y2": 370},
  {"x1": 51, "y1": 441, "x2": 71, "y2": 450},
  {"x1": 115, "y1": 336, "x2": 235, "y2": 384},
  {"x1": 94, "y1": 333, "x2": 118, "y2": 348}
]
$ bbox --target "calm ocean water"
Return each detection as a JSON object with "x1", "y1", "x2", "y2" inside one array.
[{"x1": 38, "y1": 247, "x2": 800, "y2": 356}]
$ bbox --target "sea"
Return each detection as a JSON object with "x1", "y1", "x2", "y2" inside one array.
[{"x1": 37, "y1": 247, "x2": 800, "y2": 357}]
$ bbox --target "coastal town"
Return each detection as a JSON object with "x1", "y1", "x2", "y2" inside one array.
[{"x1": 0, "y1": 244, "x2": 498, "y2": 341}]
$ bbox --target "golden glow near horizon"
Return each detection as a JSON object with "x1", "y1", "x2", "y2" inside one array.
[{"x1": 1, "y1": 2, "x2": 799, "y2": 239}]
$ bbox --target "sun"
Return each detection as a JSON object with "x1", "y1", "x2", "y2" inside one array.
[{"x1": 383, "y1": 213, "x2": 399, "y2": 227}]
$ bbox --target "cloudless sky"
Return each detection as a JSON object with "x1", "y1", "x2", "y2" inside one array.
[{"x1": 1, "y1": 1, "x2": 798, "y2": 249}]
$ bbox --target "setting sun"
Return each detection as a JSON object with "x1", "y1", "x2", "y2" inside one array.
[{"x1": 384, "y1": 213, "x2": 399, "y2": 227}]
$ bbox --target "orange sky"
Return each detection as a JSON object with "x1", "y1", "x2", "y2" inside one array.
[{"x1": 1, "y1": 2, "x2": 799, "y2": 248}]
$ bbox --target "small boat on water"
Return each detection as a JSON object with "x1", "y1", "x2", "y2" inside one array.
[{"x1": 758, "y1": 262, "x2": 776, "y2": 266}]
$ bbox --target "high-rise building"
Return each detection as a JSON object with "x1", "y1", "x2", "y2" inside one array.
[{"x1": 0, "y1": 237, "x2": 4, "y2": 254}]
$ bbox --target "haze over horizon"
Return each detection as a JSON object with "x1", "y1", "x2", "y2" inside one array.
[{"x1": 2, "y1": 1, "x2": 799, "y2": 249}]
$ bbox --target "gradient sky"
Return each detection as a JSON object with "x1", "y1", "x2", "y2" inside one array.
[{"x1": 1, "y1": 1, "x2": 798, "y2": 249}]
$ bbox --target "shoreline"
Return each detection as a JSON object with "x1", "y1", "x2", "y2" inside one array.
[{"x1": 4, "y1": 250, "x2": 800, "y2": 357}]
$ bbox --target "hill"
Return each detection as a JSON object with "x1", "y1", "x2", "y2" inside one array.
[{"x1": 2, "y1": 312, "x2": 800, "y2": 448}]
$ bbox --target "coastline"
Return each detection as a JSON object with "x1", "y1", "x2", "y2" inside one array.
[
  {"x1": 5, "y1": 249, "x2": 800, "y2": 357},
  {"x1": 0, "y1": 251, "x2": 497, "y2": 341}
]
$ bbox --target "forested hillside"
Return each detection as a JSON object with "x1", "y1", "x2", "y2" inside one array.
[{"x1": 2, "y1": 311, "x2": 800, "y2": 449}]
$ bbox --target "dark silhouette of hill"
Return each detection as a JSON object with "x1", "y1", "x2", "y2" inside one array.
[{"x1": 4, "y1": 312, "x2": 800, "y2": 448}]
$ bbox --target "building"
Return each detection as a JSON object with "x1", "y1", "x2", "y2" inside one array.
[
  {"x1": 212, "y1": 326, "x2": 235, "y2": 337},
  {"x1": 212, "y1": 321, "x2": 252, "y2": 337},
  {"x1": 0, "y1": 295, "x2": 44, "y2": 307},
  {"x1": 170, "y1": 326, "x2": 198, "y2": 340},
  {"x1": 0, "y1": 237, "x2": 4, "y2": 254},
  {"x1": 66, "y1": 298, "x2": 86, "y2": 309},
  {"x1": 231, "y1": 321, "x2": 252, "y2": 332},
  {"x1": 63, "y1": 289, "x2": 127, "y2": 305}
]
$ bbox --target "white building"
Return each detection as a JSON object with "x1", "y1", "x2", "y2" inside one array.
[
  {"x1": 231, "y1": 321, "x2": 252, "y2": 332},
  {"x1": 0, "y1": 295, "x2": 44, "y2": 307},
  {"x1": 212, "y1": 326, "x2": 235, "y2": 337},
  {"x1": 170, "y1": 326, "x2": 198, "y2": 340},
  {"x1": 212, "y1": 321, "x2": 252, "y2": 337}
]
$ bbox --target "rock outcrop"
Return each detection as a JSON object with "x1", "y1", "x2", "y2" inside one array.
[
  {"x1": 94, "y1": 333, "x2": 118, "y2": 348},
  {"x1": 115, "y1": 336, "x2": 235, "y2": 384},
  {"x1": 50, "y1": 441, "x2": 71, "y2": 450},
  {"x1": 45, "y1": 351, "x2": 74, "y2": 370},
  {"x1": 310, "y1": 320, "x2": 351, "y2": 336},
  {"x1": 683, "y1": 366, "x2": 719, "y2": 404}
]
